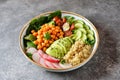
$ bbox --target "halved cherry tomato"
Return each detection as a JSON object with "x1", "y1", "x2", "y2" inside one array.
[
  {"x1": 64, "y1": 30, "x2": 72, "y2": 36},
  {"x1": 70, "y1": 23, "x2": 75, "y2": 31},
  {"x1": 62, "y1": 18, "x2": 66, "y2": 23},
  {"x1": 53, "y1": 16, "x2": 59, "y2": 22}
]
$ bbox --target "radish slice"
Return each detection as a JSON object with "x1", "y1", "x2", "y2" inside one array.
[
  {"x1": 37, "y1": 50, "x2": 44, "y2": 57},
  {"x1": 59, "y1": 63, "x2": 72, "y2": 68},
  {"x1": 44, "y1": 60, "x2": 56, "y2": 69},
  {"x1": 39, "y1": 58, "x2": 48, "y2": 68},
  {"x1": 46, "y1": 56, "x2": 60, "y2": 63},
  {"x1": 42, "y1": 53, "x2": 48, "y2": 59},
  {"x1": 26, "y1": 47, "x2": 37, "y2": 54},
  {"x1": 32, "y1": 52, "x2": 40, "y2": 63},
  {"x1": 52, "y1": 63, "x2": 62, "y2": 69},
  {"x1": 38, "y1": 50, "x2": 60, "y2": 63}
]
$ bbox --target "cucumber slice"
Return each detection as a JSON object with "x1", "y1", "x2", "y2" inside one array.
[
  {"x1": 87, "y1": 30, "x2": 94, "y2": 35},
  {"x1": 87, "y1": 34, "x2": 94, "y2": 40},
  {"x1": 81, "y1": 33, "x2": 87, "y2": 41},
  {"x1": 78, "y1": 28, "x2": 87, "y2": 34},
  {"x1": 75, "y1": 23, "x2": 83, "y2": 28},
  {"x1": 75, "y1": 20, "x2": 84, "y2": 24},
  {"x1": 84, "y1": 24, "x2": 90, "y2": 30},
  {"x1": 76, "y1": 31, "x2": 82, "y2": 40}
]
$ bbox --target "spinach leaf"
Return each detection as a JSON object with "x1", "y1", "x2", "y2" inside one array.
[
  {"x1": 26, "y1": 53, "x2": 32, "y2": 60},
  {"x1": 23, "y1": 38, "x2": 27, "y2": 47},
  {"x1": 48, "y1": 10, "x2": 61, "y2": 21},
  {"x1": 26, "y1": 16, "x2": 48, "y2": 35},
  {"x1": 60, "y1": 59, "x2": 65, "y2": 64},
  {"x1": 85, "y1": 39, "x2": 95, "y2": 45},
  {"x1": 24, "y1": 34, "x2": 36, "y2": 41},
  {"x1": 64, "y1": 16, "x2": 76, "y2": 25},
  {"x1": 27, "y1": 41, "x2": 36, "y2": 48}
]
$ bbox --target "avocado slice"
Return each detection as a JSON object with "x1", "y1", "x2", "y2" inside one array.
[
  {"x1": 57, "y1": 42, "x2": 67, "y2": 54},
  {"x1": 51, "y1": 43, "x2": 64, "y2": 58},
  {"x1": 60, "y1": 39, "x2": 71, "y2": 51},
  {"x1": 65, "y1": 37, "x2": 73, "y2": 44},
  {"x1": 46, "y1": 47, "x2": 58, "y2": 58},
  {"x1": 46, "y1": 37, "x2": 74, "y2": 59}
]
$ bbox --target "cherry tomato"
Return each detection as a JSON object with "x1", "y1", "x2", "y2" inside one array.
[
  {"x1": 64, "y1": 30, "x2": 72, "y2": 37},
  {"x1": 62, "y1": 18, "x2": 66, "y2": 23},
  {"x1": 70, "y1": 23, "x2": 75, "y2": 31},
  {"x1": 53, "y1": 16, "x2": 59, "y2": 22}
]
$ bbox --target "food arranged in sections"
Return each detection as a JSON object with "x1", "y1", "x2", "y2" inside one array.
[{"x1": 23, "y1": 10, "x2": 95, "y2": 69}]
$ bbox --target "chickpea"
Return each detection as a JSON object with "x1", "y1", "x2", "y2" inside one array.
[{"x1": 31, "y1": 30, "x2": 35, "y2": 34}]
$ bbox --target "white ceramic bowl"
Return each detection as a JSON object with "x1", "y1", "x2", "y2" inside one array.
[{"x1": 19, "y1": 11, "x2": 99, "y2": 72}]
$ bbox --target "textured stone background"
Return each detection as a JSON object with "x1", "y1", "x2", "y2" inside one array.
[{"x1": 0, "y1": 0, "x2": 120, "y2": 80}]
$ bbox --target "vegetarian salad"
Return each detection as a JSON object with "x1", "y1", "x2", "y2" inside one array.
[{"x1": 23, "y1": 10, "x2": 95, "y2": 69}]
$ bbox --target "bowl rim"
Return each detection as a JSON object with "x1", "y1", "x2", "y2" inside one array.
[{"x1": 19, "y1": 11, "x2": 99, "y2": 72}]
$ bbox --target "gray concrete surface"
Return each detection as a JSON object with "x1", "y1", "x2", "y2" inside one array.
[{"x1": 0, "y1": 0, "x2": 120, "y2": 80}]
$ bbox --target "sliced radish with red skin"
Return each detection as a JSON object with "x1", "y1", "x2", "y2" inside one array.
[
  {"x1": 46, "y1": 56, "x2": 60, "y2": 63},
  {"x1": 44, "y1": 60, "x2": 56, "y2": 69},
  {"x1": 37, "y1": 50, "x2": 44, "y2": 57},
  {"x1": 42, "y1": 53, "x2": 48, "y2": 59},
  {"x1": 52, "y1": 63, "x2": 62, "y2": 69},
  {"x1": 26, "y1": 47, "x2": 37, "y2": 54},
  {"x1": 59, "y1": 63, "x2": 72, "y2": 68},
  {"x1": 32, "y1": 52, "x2": 41, "y2": 63},
  {"x1": 39, "y1": 57, "x2": 48, "y2": 68},
  {"x1": 42, "y1": 53, "x2": 60, "y2": 63},
  {"x1": 38, "y1": 50, "x2": 60, "y2": 63},
  {"x1": 37, "y1": 50, "x2": 44, "y2": 54}
]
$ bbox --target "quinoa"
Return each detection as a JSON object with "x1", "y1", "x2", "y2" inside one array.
[{"x1": 63, "y1": 40, "x2": 92, "y2": 66}]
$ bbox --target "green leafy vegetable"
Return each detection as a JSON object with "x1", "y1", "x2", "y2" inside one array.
[
  {"x1": 26, "y1": 53, "x2": 32, "y2": 59},
  {"x1": 44, "y1": 32, "x2": 51, "y2": 40},
  {"x1": 85, "y1": 39, "x2": 95, "y2": 45},
  {"x1": 26, "y1": 10, "x2": 61, "y2": 35},
  {"x1": 64, "y1": 16, "x2": 76, "y2": 25},
  {"x1": 48, "y1": 20, "x2": 55, "y2": 25},
  {"x1": 60, "y1": 59, "x2": 65, "y2": 64},
  {"x1": 24, "y1": 34, "x2": 36, "y2": 41},
  {"x1": 48, "y1": 10, "x2": 61, "y2": 21},
  {"x1": 26, "y1": 16, "x2": 48, "y2": 35},
  {"x1": 27, "y1": 41, "x2": 36, "y2": 48}
]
